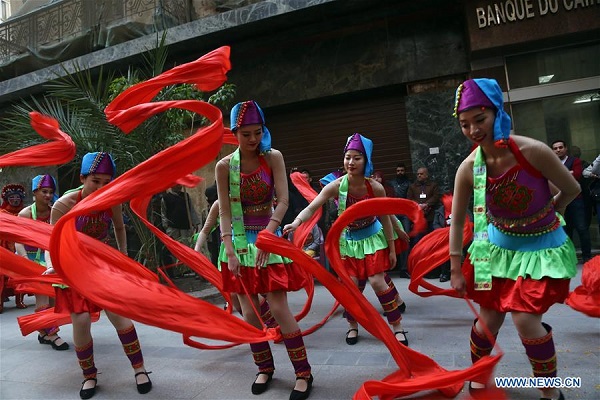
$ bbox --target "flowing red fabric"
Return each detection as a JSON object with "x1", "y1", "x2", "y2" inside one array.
[
  {"x1": 566, "y1": 255, "x2": 600, "y2": 318},
  {"x1": 407, "y1": 223, "x2": 473, "y2": 298},
  {"x1": 41, "y1": 46, "x2": 278, "y2": 345},
  {"x1": 256, "y1": 197, "x2": 502, "y2": 399},
  {"x1": 0, "y1": 112, "x2": 76, "y2": 166},
  {"x1": 17, "y1": 307, "x2": 101, "y2": 336}
]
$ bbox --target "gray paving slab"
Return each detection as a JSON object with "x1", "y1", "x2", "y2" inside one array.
[{"x1": 1, "y1": 262, "x2": 598, "y2": 400}]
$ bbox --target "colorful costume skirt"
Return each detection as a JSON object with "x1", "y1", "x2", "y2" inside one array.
[
  {"x1": 54, "y1": 287, "x2": 102, "y2": 314},
  {"x1": 219, "y1": 228, "x2": 310, "y2": 295},
  {"x1": 341, "y1": 220, "x2": 402, "y2": 280},
  {"x1": 466, "y1": 224, "x2": 576, "y2": 314}
]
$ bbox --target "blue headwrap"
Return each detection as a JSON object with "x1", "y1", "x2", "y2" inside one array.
[
  {"x1": 344, "y1": 133, "x2": 374, "y2": 177},
  {"x1": 230, "y1": 100, "x2": 272, "y2": 154},
  {"x1": 31, "y1": 174, "x2": 59, "y2": 202},
  {"x1": 454, "y1": 78, "x2": 512, "y2": 147},
  {"x1": 319, "y1": 170, "x2": 344, "y2": 187},
  {"x1": 80, "y1": 152, "x2": 117, "y2": 180}
]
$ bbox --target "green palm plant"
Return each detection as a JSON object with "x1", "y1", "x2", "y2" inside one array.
[{"x1": 0, "y1": 33, "x2": 236, "y2": 269}]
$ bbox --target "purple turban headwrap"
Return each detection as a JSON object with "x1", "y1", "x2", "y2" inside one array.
[
  {"x1": 81, "y1": 152, "x2": 116, "y2": 179},
  {"x1": 343, "y1": 133, "x2": 374, "y2": 177},
  {"x1": 453, "y1": 78, "x2": 512, "y2": 147},
  {"x1": 32, "y1": 174, "x2": 59, "y2": 202},
  {"x1": 230, "y1": 100, "x2": 271, "y2": 153}
]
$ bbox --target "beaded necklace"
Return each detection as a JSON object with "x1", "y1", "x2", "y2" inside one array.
[{"x1": 470, "y1": 147, "x2": 492, "y2": 290}]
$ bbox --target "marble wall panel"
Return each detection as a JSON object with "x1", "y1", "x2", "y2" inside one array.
[{"x1": 405, "y1": 89, "x2": 472, "y2": 193}]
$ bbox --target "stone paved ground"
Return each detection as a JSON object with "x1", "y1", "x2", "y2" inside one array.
[{"x1": 1, "y1": 261, "x2": 598, "y2": 400}]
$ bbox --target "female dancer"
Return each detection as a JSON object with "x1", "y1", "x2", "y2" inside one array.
[
  {"x1": 449, "y1": 78, "x2": 579, "y2": 400},
  {"x1": 284, "y1": 133, "x2": 409, "y2": 346},
  {"x1": 0, "y1": 183, "x2": 27, "y2": 312},
  {"x1": 216, "y1": 100, "x2": 313, "y2": 400},
  {"x1": 194, "y1": 199, "x2": 277, "y2": 327},
  {"x1": 15, "y1": 174, "x2": 69, "y2": 350},
  {"x1": 44, "y1": 152, "x2": 152, "y2": 399}
]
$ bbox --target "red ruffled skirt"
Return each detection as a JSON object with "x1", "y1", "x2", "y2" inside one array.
[
  {"x1": 344, "y1": 247, "x2": 392, "y2": 281},
  {"x1": 54, "y1": 287, "x2": 102, "y2": 314},
  {"x1": 221, "y1": 262, "x2": 310, "y2": 295},
  {"x1": 465, "y1": 264, "x2": 570, "y2": 314}
]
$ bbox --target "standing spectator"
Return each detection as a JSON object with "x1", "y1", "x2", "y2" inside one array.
[
  {"x1": 407, "y1": 167, "x2": 440, "y2": 237},
  {"x1": 0, "y1": 183, "x2": 27, "y2": 312},
  {"x1": 572, "y1": 145, "x2": 594, "y2": 236},
  {"x1": 551, "y1": 140, "x2": 592, "y2": 263},
  {"x1": 407, "y1": 167, "x2": 441, "y2": 278},
  {"x1": 386, "y1": 163, "x2": 413, "y2": 278},
  {"x1": 387, "y1": 163, "x2": 411, "y2": 199},
  {"x1": 583, "y1": 154, "x2": 600, "y2": 237},
  {"x1": 300, "y1": 168, "x2": 321, "y2": 194},
  {"x1": 160, "y1": 184, "x2": 201, "y2": 277},
  {"x1": 372, "y1": 170, "x2": 395, "y2": 198}
]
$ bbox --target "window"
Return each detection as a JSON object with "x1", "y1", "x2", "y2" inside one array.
[
  {"x1": 511, "y1": 90, "x2": 600, "y2": 163},
  {"x1": 506, "y1": 43, "x2": 600, "y2": 89},
  {"x1": 1, "y1": 0, "x2": 10, "y2": 22}
]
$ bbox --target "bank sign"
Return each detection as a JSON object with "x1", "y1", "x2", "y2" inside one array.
[
  {"x1": 476, "y1": 0, "x2": 599, "y2": 28},
  {"x1": 466, "y1": 0, "x2": 599, "y2": 51}
]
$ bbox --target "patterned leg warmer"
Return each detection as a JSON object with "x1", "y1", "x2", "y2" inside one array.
[
  {"x1": 259, "y1": 298, "x2": 278, "y2": 328},
  {"x1": 521, "y1": 323, "x2": 557, "y2": 378},
  {"x1": 384, "y1": 273, "x2": 400, "y2": 302},
  {"x1": 250, "y1": 341, "x2": 275, "y2": 373},
  {"x1": 283, "y1": 329, "x2": 311, "y2": 379},
  {"x1": 35, "y1": 304, "x2": 59, "y2": 336},
  {"x1": 75, "y1": 339, "x2": 97, "y2": 379},
  {"x1": 117, "y1": 325, "x2": 144, "y2": 369},
  {"x1": 470, "y1": 319, "x2": 497, "y2": 364},
  {"x1": 376, "y1": 286, "x2": 401, "y2": 325}
]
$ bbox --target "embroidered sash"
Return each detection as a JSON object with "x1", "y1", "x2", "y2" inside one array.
[
  {"x1": 471, "y1": 147, "x2": 492, "y2": 290},
  {"x1": 229, "y1": 149, "x2": 249, "y2": 254}
]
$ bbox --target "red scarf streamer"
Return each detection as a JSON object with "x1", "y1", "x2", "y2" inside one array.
[
  {"x1": 256, "y1": 197, "x2": 502, "y2": 399},
  {"x1": 566, "y1": 255, "x2": 600, "y2": 318},
  {"x1": 0, "y1": 112, "x2": 75, "y2": 166}
]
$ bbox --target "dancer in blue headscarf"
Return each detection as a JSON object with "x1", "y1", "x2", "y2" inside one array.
[{"x1": 284, "y1": 133, "x2": 409, "y2": 347}]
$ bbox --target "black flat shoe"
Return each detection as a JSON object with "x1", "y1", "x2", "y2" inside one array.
[
  {"x1": 439, "y1": 274, "x2": 450, "y2": 282},
  {"x1": 289, "y1": 374, "x2": 313, "y2": 400},
  {"x1": 345, "y1": 328, "x2": 358, "y2": 345},
  {"x1": 540, "y1": 389, "x2": 565, "y2": 400},
  {"x1": 251, "y1": 371, "x2": 274, "y2": 395},
  {"x1": 135, "y1": 371, "x2": 153, "y2": 394},
  {"x1": 394, "y1": 330, "x2": 408, "y2": 346},
  {"x1": 398, "y1": 302, "x2": 406, "y2": 313},
  {"x1": 79, "y1": 377, "x2": 97, "y2": 399},
  {"x1": 38, "y1": 334, "x2": 69, "y2": 351}
]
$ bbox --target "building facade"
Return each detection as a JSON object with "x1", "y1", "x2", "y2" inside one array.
[{"x1": 1, "y1": 0, "x2": 599, "y2": 245}]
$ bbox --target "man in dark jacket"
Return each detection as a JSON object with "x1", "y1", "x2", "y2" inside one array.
[
  {"x1": 552, "y1": 140, "x2": 592, "y2": 262},
  {"x1": 407, "y1": 167, "x2": 440, "y2": 231}
]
